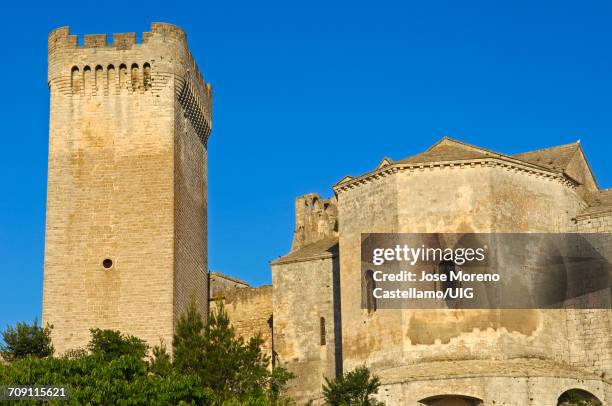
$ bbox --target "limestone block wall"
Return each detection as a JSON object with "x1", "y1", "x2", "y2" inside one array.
[
  {"x1": 335, "y1": 173, "x2": 404, "y2": 372},
  {"x1": 210, "y1": 286, "x2": 274, "y2": 363},
  {"x1": 209, "y1": 272, "x2": 250, "y2": 299},
  {"x1": 43, "y1": 23, "x2": 211, "y2": 354},
  {"x1": 378, "y1": 373, "x2": 609, "y2": 405},
  {"x1": 566, "y1": 211, "x2": 612, "y2": 378},
  {"x1": 574, "y1": 212, "x2": 612, "y2": 233},
  {"x1": 565, "y1": 308, "x2": 611, "y2": 378},
  {"x1": 272, "y1": 255, "x2": 340, "y2": 404},
  {"x1": 334, "y1": 161, "x2": 585, "y2": 374},
  {"x1": 172, "y1": 85, "x2": 209, "y2": 324}
]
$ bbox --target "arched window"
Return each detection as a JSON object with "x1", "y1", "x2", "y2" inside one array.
[
  {"x1": 365, "y1": 269, "x2": 377, "y2": 312},
  {"x1": 320, "y1": 317, "x2": 326, "y2": 345},
  {"x1": 312, "y1": 197, "x2": 320, "y2": 211},
  {"x1": 131, "y1": 63, "x2": 140, "y2": 90},
  {"x1": 419, "y1": 395, "x2": 484, "y2": 406},
  {"x1": 119, "y1": 64, "x2": 128, "y2": 89},
  {"x1": 143, "y1": 63, "x2": 152, "y2": 90},
  {"x1": 107, "y1": 65, "x2": 116, "y2": 92},
  {"x1": 557, "y1": 389, "x2": 602, "y2": 406},
  {"x1": 94, "y1": 65, "x2": 103, "y2": 92},
  {"x1": 83, "y1": 66, "x2": 92, "y2": 93},
  {"x1": 71, "y1": 66, "x2": 80, "y2": 93}
]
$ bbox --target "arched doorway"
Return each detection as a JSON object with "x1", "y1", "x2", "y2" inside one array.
[
  {"x1": 419, "y1": 395, "x2": 484, "y2": 406},
  {"x1": 557, "y1": 389, "x2": 602, "y2": 406}
]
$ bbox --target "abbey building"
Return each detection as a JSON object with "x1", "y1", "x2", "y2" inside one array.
[{"x1": 42, "y1": 24, "x2": 611, "y2": 405}]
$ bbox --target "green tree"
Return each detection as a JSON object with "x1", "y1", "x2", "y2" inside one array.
[
  {"x1": 323, "y1": 365, "x2": 384, "y2": 406},
  {"x1": 149, "y1": 341, "x2": 172, "y2": 377},
  {"x1": 0, "y1": 351, "x2": 213, "y2": 405},
  {"x1": 172, "y1": 300, "x2": 207, "y2": 374},
  {"x1": 173, "y1": 300, "x2": 294, "y2": 404},
  {"x1": 0, "y1": 319, "x2": 54, "y2": 361},
  {"x1": 87, "y1": 328, "x2": 148, "y2": 362}
]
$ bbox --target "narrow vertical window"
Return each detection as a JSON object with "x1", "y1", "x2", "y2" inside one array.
[
  {"x1": 438, "y1": 260, "x2": 459, "y2": 307},
  {"x1": 320, "y1": 317, "x2": 326, "y2": 345},
  {"x1": 438, "y1": 261, "x2": 458, "y2": 292},
  {"x1": 119, "y1": 64, "x2": 128, "y2": 90},
  {"x1": 365, "y1": 269, "x2": 377, "y2": 312},
  {"x1": 83, "y1": 66, "x2": 92, "y2": 93},
  {"x1": 131, "y1": 63, "x2": 140, "y2": 91},
  {"x1": 95, "y1": 65, "x2": 103, "y2": 93},
  {"x1": 107, "y1": 65, "x2": 116, "y2": 93},
  {"x1": 71, "y1": 66, "x2": 80, "y2": 93},
  {"x1": 143, "y1": 63, "x2": 152, "y2": 90}
]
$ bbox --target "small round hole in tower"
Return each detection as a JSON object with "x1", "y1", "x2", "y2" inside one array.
[{"x1": 102, "y1": 258, "x2": 113, "y2": 269}]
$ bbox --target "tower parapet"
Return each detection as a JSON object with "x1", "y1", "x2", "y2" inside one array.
[{"x1": 48, "y1": 23, "x2": 211, "y2": 143}]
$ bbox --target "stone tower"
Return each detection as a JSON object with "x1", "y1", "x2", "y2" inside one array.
[{"x1": 43, "y1": 23, "x2": 212, "y2": 354}]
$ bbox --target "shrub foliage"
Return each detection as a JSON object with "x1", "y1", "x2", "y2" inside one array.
[
  {"x1": 0, "y1": 302, "x2": 293, "y2": 405},
  {"x1": 0, "y1": 319, "x2": 54, "y2": 362},
  {"x1": 322, "y1": 365, "x2": 383, "y2": 406}
]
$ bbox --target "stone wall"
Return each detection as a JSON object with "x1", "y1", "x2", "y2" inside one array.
[
  {"x1": 333, "y1": 155, "x2": 604, "y2": 402},
  {"x1": 209, "y1": 272, "x2": 250, "y2": 299},
  {"x1": 376, "y1": 359, "x2": 610, "y2": 405},
  {"x1": 42, "y1": 23, "x2": 211, "y2": 354},
  {"x1": 173, "y1": 78, "x2": 209, "y2": 328},
  {"x1": 271, "y1": 252, "x2": 340, "y2": 404},
  {"x1": 566, "y1": 211, "x2": 612, "y2": 379},
  {"x1": 210, "y1": 285, "x2": 274, "y2": 364},
  {"x1": 574, "y1": 212, "x2": 612, "y2": 233}
]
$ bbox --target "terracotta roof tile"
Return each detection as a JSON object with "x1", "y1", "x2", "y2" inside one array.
[
  {"x1": 397, "y1": 138, "x2": 496, "y2": 165},
  {"x1": 271, "y1": 237, "x2": 338, "y2": 265},
  {"x1": 512, "y1": 142, "x2": 580, "y2": 171}
]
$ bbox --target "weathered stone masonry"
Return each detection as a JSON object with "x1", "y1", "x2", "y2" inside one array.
[
  {"x1": 223, "y1": 138, "x2": 611, "y2": 405},
  {"x1": 43, "y1": 23, "x2": 212, "y2": 354}
]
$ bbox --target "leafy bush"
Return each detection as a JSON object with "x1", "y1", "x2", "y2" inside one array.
[
  {"x1": 323, "y1": 365, "x2": 384, "y2": 406},
  {"x1": 88, "y1": 328, "x2": 148, "y2": 361},
  {"x1": 0, "y1": 303, "x2": 294, "y2": 405},
  {"x1": 0, "y1": 354, "x2": 213, "y2": 405},
  {"x1": 0, "y1": 319, "x2": 53, "y2": 361}
]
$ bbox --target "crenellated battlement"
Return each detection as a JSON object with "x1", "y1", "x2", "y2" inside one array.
[
  {"x1": 48, "y1": 22, "x2": 212, "y2": 147},
  {"x1": 48, "y1": 23, "x2": 186, "y2": 51},
  {"x1": 48, "y1": 23, "x2": 210, "y2": 101}
]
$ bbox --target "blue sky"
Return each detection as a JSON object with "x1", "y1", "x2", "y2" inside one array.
[{"x1": 1, "y1": 0, "x2": 611, "y2": 329}]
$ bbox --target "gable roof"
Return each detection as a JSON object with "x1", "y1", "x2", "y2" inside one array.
[
  {"x1": 512, "y1": 142, "x2": 581, "y2": 172},
  {"x1": 394, "y1": 137, "x2": 560, "y2": 174},
  {"x1": 334, "y1": 136, "x2": 567, "y2": 190},
  {"x1": 271, "y1": 237, "x2": 338, "y2": 265},
  {"x1": 397, "y1": 137, "x2": 500, "y2": 164},
  {"x1": 333, "y1": 136, "x2": 608, "y2": 218},
  {"x1": 376, "y1": 157, "x2": 394, "y2": 169}
]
